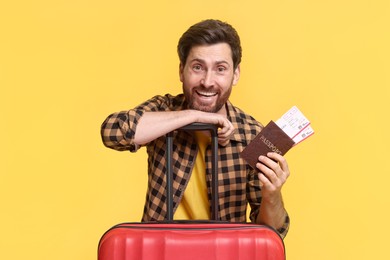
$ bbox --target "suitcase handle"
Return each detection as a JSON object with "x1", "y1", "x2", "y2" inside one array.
[{"x1": 166, "y1": 123, "x2": 219, "y2": 221}]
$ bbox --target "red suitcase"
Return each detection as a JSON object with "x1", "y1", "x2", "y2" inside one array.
[
  {"x1": 98, "y1": 222, "x2": 285, "y2": 260},
  {"x1": 98, "y1": 124, "x2": 286, "y2": 260}
]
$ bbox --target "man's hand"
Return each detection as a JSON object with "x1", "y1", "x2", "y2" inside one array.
[
  {"x1": 255, "y1": 152, "x2": 290, "y2": 230},
  {"x1": 256, "y1": 152, "x2": 290, "y2": 198},
  {"x1": 195, "y1": 111, "x2": 234, "y2": 146}
]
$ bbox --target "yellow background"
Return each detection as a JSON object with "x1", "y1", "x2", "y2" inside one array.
[{"x1": 1, "y1": 1, "x2": 389, "y2": 259}]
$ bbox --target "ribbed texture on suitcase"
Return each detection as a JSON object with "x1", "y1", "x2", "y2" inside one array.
[{"x1": 98, "y1": 223, "x2": 285, "y2": 260}]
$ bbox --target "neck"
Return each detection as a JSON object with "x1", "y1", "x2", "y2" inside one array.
[{"x1": 216, "y1": 102, "x2": 228, "y2": 117}]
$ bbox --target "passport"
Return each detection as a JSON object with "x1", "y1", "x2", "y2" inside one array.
[{"x1": 240, "y1": 106, "x2": 314, "y2": 171}]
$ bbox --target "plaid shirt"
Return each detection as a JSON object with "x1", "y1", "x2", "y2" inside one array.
[{"x1": 101, "y1": 94, "x2": 289, "y2": 238}]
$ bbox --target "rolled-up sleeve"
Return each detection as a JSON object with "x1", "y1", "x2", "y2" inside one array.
[
  {"x1": 100, "y1": 94, "x2": 176, "y2": 152},
  {"x1": 249, "y1": 202, "x2": 290, "y2": 239},
  {"x1": 275, "y1": 212, "x2": 290, "y2": 239},
  {"x1": 101, "y1": 109, "x2": 144, "y2": 152}
]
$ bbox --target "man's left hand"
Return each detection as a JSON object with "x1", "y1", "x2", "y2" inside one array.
[{"x1": 256, "y1": 152, "x2": 290, "y2": 200}]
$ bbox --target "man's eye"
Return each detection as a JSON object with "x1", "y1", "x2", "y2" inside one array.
[
  {"x1": 217, "y1": 66, "x2": 226, "y2": 72},
  {"x1": 193, "y1": 65, "x2": 202, "y2": 71}
]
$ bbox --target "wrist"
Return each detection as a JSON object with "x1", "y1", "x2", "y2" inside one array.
[{"x1": 261, "y1": 190, "x2": 283, "y2": 206}]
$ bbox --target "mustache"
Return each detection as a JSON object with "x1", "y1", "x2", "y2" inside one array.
[{"x1": 193, "y1": 86, "x2": 218, "y2": 93}]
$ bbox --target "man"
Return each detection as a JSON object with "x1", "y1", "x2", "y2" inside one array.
[{"x1": 101, "y1": 19, "x2": 290, "y2": 238}]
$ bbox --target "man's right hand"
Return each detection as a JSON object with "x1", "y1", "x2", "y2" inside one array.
[
  {"x1": 196, "y1": 112, "x2": 234, "y2": 146},
  {"x1": 134, "y1": 109, "x2": 234, "y2": 146}
]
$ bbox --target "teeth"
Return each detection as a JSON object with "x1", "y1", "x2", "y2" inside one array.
[{"x1": 197, "y1": 91, "x2": 217, "y2": 97}]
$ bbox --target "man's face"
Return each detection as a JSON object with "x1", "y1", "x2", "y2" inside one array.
[{"x1": 180, "y1": 43, "x2": 240, "y2": 115}]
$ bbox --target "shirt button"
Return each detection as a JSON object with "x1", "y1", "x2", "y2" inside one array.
[
  {"x1": 188, "y1": 161, "x2": 193, "y2": 167},
  {"x1": 179, "y1": 186, "x2": 184, "y2": 191}
]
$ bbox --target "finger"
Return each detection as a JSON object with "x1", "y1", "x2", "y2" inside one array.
[
  {"x1": 266, "y1": 153, "x2": 290, "y2": 178},
  {"x1": 218, "y1": 128, "x2": 233, "y2": 139},
  {"x1": 258, "y1": 155, "x2": 279, "y2": 172},
  {"x1": 217, "y1": 123, "x2": 234, "y2": 146},
  {"x1": 218, "y1": 120, "x2": 233, "y2": 135},
  {"x1": 266, "y1": 152, "x2": 286, "y2": 168},
  {"x1": 258, "y1": 173, "x2": 268, "y2": 187},
  {"x1": 218, "y1": 139, "x2": 229, "y2": 146},
  {"x1": 218, "y1": 134, "x2": 231, "y2": 146},
  {"x1": 258, "y1": 173, "x2": 278, "y2": 192},
  {"x1": 256, "y1": 160, "x2": 279, "y2": 182},
  {"x1": 257, "y1": 155, "x2": 288, "y2": 185}
]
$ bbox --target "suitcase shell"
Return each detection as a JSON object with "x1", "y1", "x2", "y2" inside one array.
[
  {"x1": 98, "y1": 222, "x2": 285, "y2": 260},
  {"x1": 98, "y1": 124, "x2": 286, "y2": 259}
]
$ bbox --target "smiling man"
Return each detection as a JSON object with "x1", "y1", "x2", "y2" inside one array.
[
  {"x1": 180, "y1": 43, "x2": 238, "y2": 115},
  {"x1": 101, "y1": 19, "x2": 290, "y2": 238}
]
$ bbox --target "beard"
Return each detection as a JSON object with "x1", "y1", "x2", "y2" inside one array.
[{"x1": 183, "y1": 85, "x2": 232, "y2": 113}]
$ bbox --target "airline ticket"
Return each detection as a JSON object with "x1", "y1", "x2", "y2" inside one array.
[{"x1": 275, "y1": 106, "x2": 314, "y2": 145}]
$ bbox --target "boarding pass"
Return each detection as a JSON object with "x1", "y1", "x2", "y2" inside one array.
[{"x1": 275, "y1": 106, "x2": 314, "y2": 145}]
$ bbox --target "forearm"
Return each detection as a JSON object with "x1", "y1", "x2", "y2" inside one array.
[
  {"x1": 102, "y1": 104, "x2": 234, "y2": 150},
  {"x1": 254, "y1": 153, "x2": 290, "y2": 237},
  {"x1": 134, "y1": 110, "x2": 200, "y2": 145},
  {"x1": 134, "y1": 108, "x2": 236, "y2": 146},
  {"x1": 256, "y1": 193, "x2": 287, "y2": 231}
]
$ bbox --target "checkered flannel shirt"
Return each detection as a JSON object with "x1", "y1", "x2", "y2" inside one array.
[{"x1": 101, "y1": 94, "x2": 289, "y2": 238}]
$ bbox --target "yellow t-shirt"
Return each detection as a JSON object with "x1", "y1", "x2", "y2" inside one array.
[{"x1": 174, "y1": 131, "x2": 210, "y2": 220}]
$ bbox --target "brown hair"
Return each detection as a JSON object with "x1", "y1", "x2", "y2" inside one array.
[{"x1": 177, "y1": 19, "x2": 242, "y2": 69}]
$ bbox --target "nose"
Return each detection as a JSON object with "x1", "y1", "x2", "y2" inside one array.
[{"x1": 200, "y1": 70, "x2": 214, "y2": 88}]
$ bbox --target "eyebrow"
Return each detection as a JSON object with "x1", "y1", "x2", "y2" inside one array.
[{"x1": 189, "y1": 58, "x2": 231, "y2": 66}]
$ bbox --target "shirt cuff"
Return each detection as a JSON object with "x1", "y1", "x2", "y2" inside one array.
[{"x1": 276, "y1": 212, "x2": 290, "y2": 239}]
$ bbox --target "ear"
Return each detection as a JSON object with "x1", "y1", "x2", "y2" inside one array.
[
  {"x1": 232, "y1": 64, "x2": 240, "y2": 85},
  {"x1": 179, "y1": 63, "x2": 184, "y2": 82}
]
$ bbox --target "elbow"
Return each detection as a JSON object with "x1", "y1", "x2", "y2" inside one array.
[
  {"x1": 100, "y1": 111, "x2": 138, "y2": 151},
  {"x1": 100, "y1": 117, "x2": 128, "y2": 151}
]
